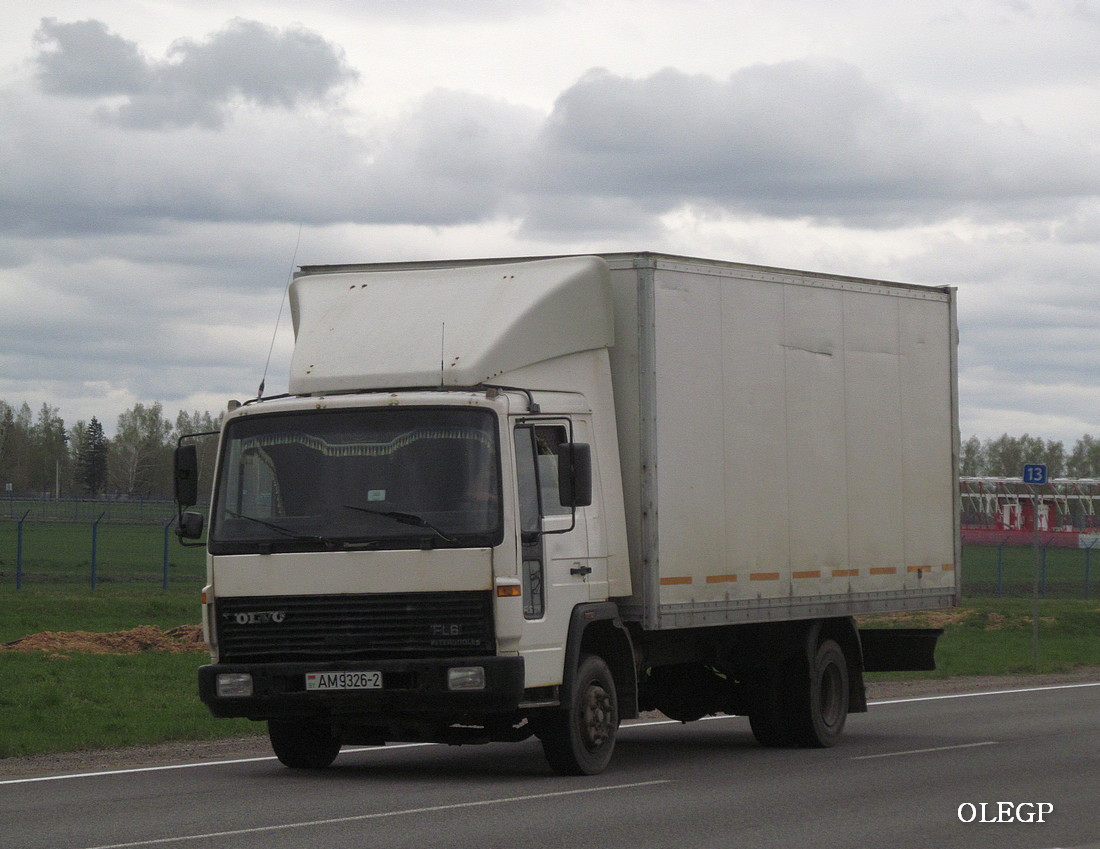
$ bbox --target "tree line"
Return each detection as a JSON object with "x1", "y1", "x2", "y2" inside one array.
[
  {"x1": 3, "y1": 396, "x2": 1099, "y2": 500},
  {"x1": 0, "y1": 400, "x2": 221, "y2": 501},
  {"x1": 960, "y1": 433, "x2": 1100, "y2": 479}
]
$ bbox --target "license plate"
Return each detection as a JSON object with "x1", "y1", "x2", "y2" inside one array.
[{"x1": 305, "y1": 671, "x2": 382, "y2": 691}]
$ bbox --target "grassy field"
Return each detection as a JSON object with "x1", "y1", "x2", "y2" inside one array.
[
  {"x1": 860, "y1": 597, "x2": 1100, "y2": 680},
  {"x1": 1, "y1": 545, "x2": 1098, "y2": 760},
  {"x1": 0, "y1": 585, "x2": 261, "y2": 759},
  {"x1": 0, "y1": 652, "x2": 259, "y2": 757}
]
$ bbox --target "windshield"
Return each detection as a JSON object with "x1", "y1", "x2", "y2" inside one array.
[{"x1": 210, "y1": 407, "x2": 502, "y2": 553}]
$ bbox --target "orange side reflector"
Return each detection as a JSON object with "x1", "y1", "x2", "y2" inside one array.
[{"x1": 496, "y1": 585, "x2": 522, "y2": 597}]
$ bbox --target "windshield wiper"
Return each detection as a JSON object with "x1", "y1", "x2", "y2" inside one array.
[
  {"x1": 225, "y1": 510, "x2": 376, "y2": 550},
  {"x1": 343, "y1": 505, "x2": 459, "y2": 544}
]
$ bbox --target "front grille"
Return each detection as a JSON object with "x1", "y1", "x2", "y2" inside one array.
[{"x1": 215, "y1": 591, "x2": 495, "y2": 663}]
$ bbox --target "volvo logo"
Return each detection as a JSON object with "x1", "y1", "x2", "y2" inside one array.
[{"x1": 228, "y1": 611, "x2": 287, "y2": 625}]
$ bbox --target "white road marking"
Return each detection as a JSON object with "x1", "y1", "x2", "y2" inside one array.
[
  {"x1": 0, "y1": 743, "x2": 429, "y2": 785},
  {"x1": 868, "y1": 680, "x2": 1100, "y2": 706},
  {"x1": 850, "y1": 740, "x2": 1000, "y2": 760},
  {"x1": 77, "y1": 780, "x2": 673, "y2": 849}
]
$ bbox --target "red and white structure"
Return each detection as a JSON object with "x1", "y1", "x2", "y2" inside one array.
[{"x1": 960, "y1": 477, "x2": 1100, "y2": 548}]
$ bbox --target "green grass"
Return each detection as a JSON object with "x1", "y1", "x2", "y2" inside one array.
[
  {"x1": 0, "y1": 653, "x2": 258, "y2": 759},
  {"x1": 0, "y1": 584, "x2": 260, "y2": 760},
  {"x1": 0, "y1": 585, "x2": 203, "y2": 643},
  {"x1": 862, "y1": 597, "x2": 1100, "y2": 680}
]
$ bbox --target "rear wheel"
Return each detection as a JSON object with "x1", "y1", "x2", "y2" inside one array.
[
  {"x1": 748, "y1": 701, "x2": 793, "y2": 747},
  {"x1": 748, "y1": 638, "x2": 849, "y2": 748},
  {"x1": 268, "y1": 719, "x2": 342, "y2": 769},
  {"x1": 788, "y1": 639, "x2": 849, "y2": 747},
  {"x1": 541, "y1": 654, "x2": 619, "y2": 775}
]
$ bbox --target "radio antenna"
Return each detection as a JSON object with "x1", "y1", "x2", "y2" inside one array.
[
  {"x1": 258, "y1": 223, "x2": 303, "y2": 399},
  {"x1": 439, "y1": 321, "x2": 446, "y2": 386}
]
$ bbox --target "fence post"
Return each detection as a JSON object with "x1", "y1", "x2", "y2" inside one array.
[
  {"x1": 1040, "y1": 544, "x2": 1048, "y2": 599},
  {"x1": 1086, "y1": 541, "x2": 1096, "y2": 600},
  {"x1": 996, "y1": 538, "x2": 1007, "y2": 597},
  {"x1": 90, "y1": 512, "x2": 105, "y2": 589},
  {"x1": 162, "y1": 517, "x2": 175, "y2": 589},
  {"x1": 16, "y1": 510, "x2": 30, "y2": 589}
]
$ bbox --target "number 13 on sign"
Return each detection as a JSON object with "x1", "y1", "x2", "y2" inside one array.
[{"x1": 1023, "y1": 463, "x2": 1048, "y2": 485}]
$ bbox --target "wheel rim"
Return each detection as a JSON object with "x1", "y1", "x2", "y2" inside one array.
[
  {"x1": 580, "y1": 681, "x2": 614, "y2": 751},
  {"x1": 818, "y1": 661, "x2": 845, "y2": 729}
]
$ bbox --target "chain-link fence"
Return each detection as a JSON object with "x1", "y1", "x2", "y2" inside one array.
[
  {"x1": 0, "y1": 514, "x2": 205, "y2": 588},
  {"x1": 1, "y1": 496, "x2": 178, "y2": 524},
  {"x1": 2, "y1": 507, "x2": 1093, "y2": 598},
  {"x1": 961, "y1": 540, "x2": 1096, "y2": 599}
]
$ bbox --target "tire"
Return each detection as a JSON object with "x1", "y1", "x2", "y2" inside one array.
[
  {"x1": 268, "y1": 719, "x2": 342, "y2": 769},
  {"x1": 747, "y1": 668, "x2": 795, "y2": 748},
  {"x1": 541, "y1": 654, "x2": 619, "y2": 775},
  {"x1": 748, "y1": 703, "x2": 793, "y2": 748},
  {"x1": 787, "y1": 639, "x2": 849, "y2": 748}
]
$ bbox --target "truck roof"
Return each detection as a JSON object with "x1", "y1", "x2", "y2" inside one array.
[{"x1": 288, "y1": 254, "x2": 614, "y2": 395}]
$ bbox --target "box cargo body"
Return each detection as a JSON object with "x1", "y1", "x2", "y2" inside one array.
[
  {"x1": 176, "y1": 251, "x2": 959, "y2": 776},
  {"x1": 602, "y1": 254, "x2": 959, "y2": 629}
]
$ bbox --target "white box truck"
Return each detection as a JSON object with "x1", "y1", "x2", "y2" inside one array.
[{"x1": 175, "y1": 252, "x2": 959, "y2": 775}]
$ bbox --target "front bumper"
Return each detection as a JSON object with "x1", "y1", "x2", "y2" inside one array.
[{"x1": 198, "y1": 656, "x2": 525, "y2": 720}]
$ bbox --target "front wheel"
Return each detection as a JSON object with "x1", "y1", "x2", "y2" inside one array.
[
  {"x1": 541, "y1": 654, "x2": 619, "y2": 775},
  {"x1": 268, "y1": 719, "x2": 342, "y2": 769}
]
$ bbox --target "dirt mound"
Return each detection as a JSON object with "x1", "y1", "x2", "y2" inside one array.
[{"x1": 2, "y1": 625, "x2": 205, "y2": 655}]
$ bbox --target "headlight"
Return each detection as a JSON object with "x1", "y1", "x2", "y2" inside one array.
[
  {"x1": 216, "y1": 672, "x2": 253, "y2": 697},
  {"x1": 447, "y1": 666, "x2": 486, "y2": 691}
]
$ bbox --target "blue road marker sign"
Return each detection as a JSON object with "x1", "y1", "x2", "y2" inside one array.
[{"x1": 1023, "y1": 463, "x2": 1048, "y2": 485}]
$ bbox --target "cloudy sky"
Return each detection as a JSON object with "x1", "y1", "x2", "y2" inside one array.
[{"x1": 3, "y1": 0, "x2": 1100, "y2": 446}]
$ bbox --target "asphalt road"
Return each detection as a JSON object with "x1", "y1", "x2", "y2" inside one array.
[{"x1": 3, "y1": 682, "x2": 1099, "y2": 849}]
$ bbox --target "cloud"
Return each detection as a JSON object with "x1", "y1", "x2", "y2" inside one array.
[
  {"x1": 34, "y1": 18, "x2": 150, "y2": 97},
  {"x1": 33, "y1": 17, "x2": 358, "y2": 129},
  {"x1": 359, "y1": 90, "x2": 543, "y2": 225},
  {"x1": 17, "y1": 25, "x2": 1100, "y2": 241},
  {"x1": 521, "y1": 61, "x2": 1100, "y2": 233}
]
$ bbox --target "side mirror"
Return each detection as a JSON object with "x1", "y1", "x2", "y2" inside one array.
[
  {"x1": 178, "y1": 511, "x2": 205, "y2": 540},
  {"x1": 557, "y1": 443, "x2": 593, "y2": 508},
  {"x1": 174, "y1": 444, "x2": 199, "y2": 508}
]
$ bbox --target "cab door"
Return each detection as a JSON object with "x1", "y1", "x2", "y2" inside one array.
[{"x1": 513, "y1": 419, "x2": 600, "y2": 687}]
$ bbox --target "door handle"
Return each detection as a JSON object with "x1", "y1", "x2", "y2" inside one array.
[{"x1": 570, "y1": 564, "x2": 592, "y2": 576}]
